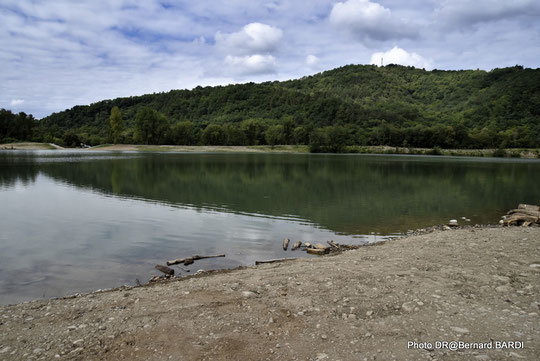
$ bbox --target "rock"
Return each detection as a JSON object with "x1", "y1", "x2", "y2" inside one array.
[
  {"x1": 450, "y1": 326, "x2": 469, "y2": 334},
  {"x1": 73, "y1": 339, "x2": 84, "y2": 346},
  {"x1": 67, "y1": 325, "x2": 77, "y2": 331},
  {"x1": 529, "y1": 263, "x2": 540, "y2": 268},
  {"x1": 448, "y1": 219, "x2": 458, "y2": 226},
  {"x1": 242, "y1": 291, "x2": 257, "y2": 298},
  {"x1": 316, "y1": 353, "x2": 329, "y2": 360},
  {"x1": 283, "y1": 238, "x2": 290, "y2": 251},
  {"x1": 402, "y1": 302, "x2": 414, "y2": 312},
  {"x1": 366, "y1": 310, "x2": 373, "y2": 316},
  {"x1": 33, "y1": 348, "x2": 44, "y2": 354},
  {"x1": 495, "y1": 285, "x2": 511, "y2": 293},
  {"x1": 0, "y1": 347, "x2": 10, "y2": 354},
  {"x1": 443, "y1": 225, "x2": 451, "y2": 230}
]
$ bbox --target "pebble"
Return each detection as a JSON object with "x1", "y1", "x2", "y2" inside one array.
[
  {"x1": 495, "y1": 285, "x2": 511, "y2": 293},
  {"x1": 366, "y1": 310, "x2": 373, "y2": 316},
  {"x1": 321, "y1": 334, "x2": 328, "y2": 340},
  {"x1": 73, "y1": 339, "x2": 84, "y2": 346},
  {"x1": 242, "y1": 291, "x2": 257, "y2": 298},
  {"x1": 67, "y1": 325, "x2": 77, "y2": 331},
  {"x1": 529, "y1": 264, "x2": 540, "y2": 268},
  {"x1": 450, "y1": 326, "x2": 469, "y2": 334},
  {"x1": 33, "y1": 348, "x2": 44, "y2": 354},
  {"x1": 402, "y1": 302, "x2": 414, "y2": 312}
]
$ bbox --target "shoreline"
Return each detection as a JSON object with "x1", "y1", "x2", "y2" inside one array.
[
  {"x1": 1, "y1": 142, "x2": 539, "y2": 158},
  {"x1": 1, "y1": 225, "x2": 538, "y2": 360}
]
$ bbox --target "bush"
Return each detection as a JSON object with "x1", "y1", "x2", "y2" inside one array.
[
  {"x1": 491, "y1": 148, "x2": 507, "y2": 157},
  {"x1": 427, "y1": 146, "x2": 443, "y2": 155}
]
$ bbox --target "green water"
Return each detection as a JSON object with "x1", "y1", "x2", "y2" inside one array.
[{"x1": 1, "y1": 151, "x2": 539, "y2": 304}]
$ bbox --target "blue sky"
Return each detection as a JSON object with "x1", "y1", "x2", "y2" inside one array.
[{"x1": 1, "y1": 0, "x2": 539, "y2": 118}]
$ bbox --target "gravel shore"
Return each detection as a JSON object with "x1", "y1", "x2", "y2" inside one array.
[{"x1": 1, "y1": 226, "x2": 539, "y2": 361}]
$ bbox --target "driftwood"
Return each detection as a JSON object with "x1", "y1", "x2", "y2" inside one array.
[
  {"x1": 307, "y1": 248, "x2": 327, "y2": 255},
  {"x1": 314, "y1": 243, "x2": 329, "y2": 250},
  {"x1": 283, "y1": 238, "x2": 290, "y2": 251},
  {"x1": 167, "y1": 254, "x2": 225, "y2": 266},
  {"x1": 291, "y1": 241, "x2": 302, "y2": 250},
  {"x1": 155, "y1": 264, "x2": 175, "y2": 276},
  {"x1": 255, "y1": 258, "x2": 297, "y2": 265},
  {"x1": 504, "y1": 204, "x2": 540, "y2": 226}
]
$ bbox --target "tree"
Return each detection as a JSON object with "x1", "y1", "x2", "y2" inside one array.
[
  {"x1": 135, "y1": 108, "x2": 169, "y2": 144},
  {"x1": 265, "y1": 125, "x2": 284, "y2": 149},
  {"x1": 109, "y1": 106, "x2": 124, "y2": 144}
]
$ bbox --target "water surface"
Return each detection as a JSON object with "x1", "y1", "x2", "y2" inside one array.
[{"x1": 1, "y1": 150, "x2": 539, "y2": 305}]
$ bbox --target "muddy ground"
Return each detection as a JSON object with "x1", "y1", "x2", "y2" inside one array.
[{"x1": 1, "y1": 226, "x2": 539, "y2": 361}]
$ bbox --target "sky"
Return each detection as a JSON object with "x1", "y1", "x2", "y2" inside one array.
[{"x1": 1, "y1": 0, "x2": 539, "y2": 118}]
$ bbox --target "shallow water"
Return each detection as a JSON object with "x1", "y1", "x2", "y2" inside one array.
[{"x1": 1, "y1": 150, "x2": 539, "y2": 304}]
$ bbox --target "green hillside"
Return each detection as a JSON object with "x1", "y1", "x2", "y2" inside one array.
[{"x1": 3, "y1": 64, "x2": 540, "y2": 150}]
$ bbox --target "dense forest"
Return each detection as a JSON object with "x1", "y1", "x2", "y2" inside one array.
[{"x1": 1, "y1": 64, "x2": 539, "y2": 151}]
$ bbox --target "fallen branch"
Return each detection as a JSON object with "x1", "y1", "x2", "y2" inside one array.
[
  {"x1": 255, "y1": 258, "x2": 297, "y2": 265},
  {"x1": 167, "y1": 254, "x2": 225, "y2": 266},
  {"x1": 155, "y1": 264, "x2": 175, "y2": 276}
]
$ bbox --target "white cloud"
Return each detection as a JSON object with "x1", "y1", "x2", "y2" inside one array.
[
  {"x1": 10, "y1": 99, "x2": 25, "y2": 106},
  {"x1": 436, "y1": 0, "x2": 540, "y2": 28},
  {"x1": 216, "y1": 23, "x2": 283, "y2": 55},
  {"x1": 330, "y1": 0, "x2": 416, "y2": 41},
  {"x1": 370, "y1": 46, "x2": 433, "y2": 69},
  {"x1": 306, "y1": 55, "x2": 319, "y2": 66},
  {"x1": 225, "y1": 54, "x2": 277, "y2": 75}
]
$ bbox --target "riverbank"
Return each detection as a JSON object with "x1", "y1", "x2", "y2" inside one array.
[
  {"x1": 1, "y1": 226, "x2": 538, "y2": 360},
  {"x1": 0, "y1": 142, "x2": 63, "y2": 150},
  {"x1": 2, "y1": 142, "x2": 539, "y2": 158}
]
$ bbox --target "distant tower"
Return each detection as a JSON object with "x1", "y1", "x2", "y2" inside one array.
[{"x1": 381, "y1": 57, "x2": 383, "y2": 67}]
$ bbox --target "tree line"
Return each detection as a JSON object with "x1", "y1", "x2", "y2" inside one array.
[{"x1": 2, "y1": 64, "x2": 539, "y2": 151}]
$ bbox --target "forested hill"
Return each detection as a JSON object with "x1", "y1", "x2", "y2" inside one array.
[{"x1": 5, "y1": 64, "x2": 540, "y2": 150}]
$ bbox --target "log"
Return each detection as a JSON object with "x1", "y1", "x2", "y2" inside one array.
[
  {"x1": 314, "y1": 243, "x2": 329, "y2": 250},
  {"x1": 307, "y1": 248, "x2": 327, "y2": 255},
  {"x1": 155, "y1": 264, "x2": 175, "y2": 276},
  {"x1": 283, "y1": 238, "x2": 290, "y2": 251},
  {"x1": 504, "y1": 214, "x2": 539, "y2": 226},
  {"x1": 166, "y1": 254, "x2": 225, "y2": 266},
  {"x1": 507, "y1": 208, "x2": 540, "y2": 218},
  {"x1": 255, "y1": 258, "x2": 297, "y2": 265},
  {"x1": 327, "y1": 240, "x2": 340, "y2": 249},
  {"x1": 291, "y1": 241, "x2": 302, "y2": 250},
  {"x1": 518, "y1": 204, "x2": 540, "y2": 212}
]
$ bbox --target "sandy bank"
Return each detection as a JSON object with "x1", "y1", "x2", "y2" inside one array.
[
  {"x1": 1, "y1": 226, "x2": 538, "y2": 360},
  {"x1": 0, "y1": 142, "x2": 62, "y2": 150}
]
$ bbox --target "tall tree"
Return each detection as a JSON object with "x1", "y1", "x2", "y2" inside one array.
[
  {"x1": 109, "y1": 106, "x2": 124, "y2": 144},
  {"x1": 135, "y1": 108, "x2": 169, "y2": 145}
]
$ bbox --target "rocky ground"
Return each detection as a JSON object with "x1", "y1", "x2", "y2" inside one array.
[{"x1": 1, "y1": 226, "x2": 539, "y2": 361}]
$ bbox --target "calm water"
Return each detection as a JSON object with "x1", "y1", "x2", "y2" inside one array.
[{"x1": 1, "y1": 150, "x2": 539, "y2": 305}]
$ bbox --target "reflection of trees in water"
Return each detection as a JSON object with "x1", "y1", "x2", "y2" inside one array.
[
  {"x1": 0, "y1": 154, "x2": 39, "y2": 188},
  {"x1": 31, "y1": 154, "x2": 540, "y2": 234}
]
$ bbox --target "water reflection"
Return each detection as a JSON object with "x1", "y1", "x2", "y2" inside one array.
[{"x1": 1, "y1": 150, "x2": 539, "y2": 304}]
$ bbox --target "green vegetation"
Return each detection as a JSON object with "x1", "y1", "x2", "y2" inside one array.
[
  {"x1": 2, "y1": 64, "x2": 539, "y2": 151},
  {"x1": 109, "y1": 106, "x2": 124, "y2": 144}
]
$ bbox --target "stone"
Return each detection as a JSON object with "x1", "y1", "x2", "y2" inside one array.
[
  {"x1": 402, "y1": 302, "x2": 414, "y2": 312},
  {"x1": 242, "y1": 291, "x2": 257, "y2": 298},
  {"x1": 450, "y1": 326, "x2": 469, "y2": 334}
]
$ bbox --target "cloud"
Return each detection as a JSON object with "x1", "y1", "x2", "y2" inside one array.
[
  {"x1": 225, "y1": 54, "x2": 277, "y2": 75},
  {"x1": 215, "y1": 23, "x2": 283, "y2": 55},
  {"x1": 329, "y1": 0, "x2": 417, "y2": 41},
  {"x1": 370, "y1": 46, "x2": 433, "y2": 69},
  {"x1": 306, "y1": 55, "x2": 319, "y2": 66},
  {"x1": 436, "y1": 0, "x2": 540, "y2": 28},
  {"x1": 10, "y1": 99, "x2": 25, "y2": 107}
]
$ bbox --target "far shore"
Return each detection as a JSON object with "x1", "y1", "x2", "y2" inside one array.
[{"x1": 1, "y1": 142, "x2": 539, "y2": 158}]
